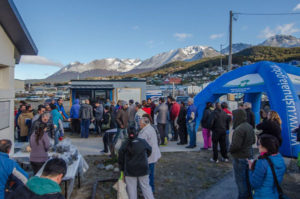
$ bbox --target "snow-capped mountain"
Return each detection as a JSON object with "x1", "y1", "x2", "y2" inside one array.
[
  {"x1": 46, "y1": 46, "x2": 219, "y2": 81},
  {"x1": 134, "y1": 46, "x2": 219, "y2": 70},
  {"x1": 222, "y1": 35, "x2": 300, "y2": 54},
  {"x1": 221, "y1": 43, "x2": 252, "y2": 54},
  {"x1": 259, "y1": 35, "x2": 300, "y2": 47},
  {"x1": 44, "y1": 34, "x2": 300, "y2": 82},
  {"x1": 46, "y1": 58, "x2": 141, "y2": 82}
]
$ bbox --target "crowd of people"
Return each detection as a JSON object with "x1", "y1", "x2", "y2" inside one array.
[{"x1": 7, "y1": 95, "x2": 291, "y2": 199}]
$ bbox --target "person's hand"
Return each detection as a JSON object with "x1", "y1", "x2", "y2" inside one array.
[
  {"x1": 59, "y1": 111, "x2": 62, "y2": 114},
  {"x1": 54, "y1": 125, "x2": 57, "y2": 129},
  {"x1": 68, "y1": 118, "x2": 71, "y2": 122},
  {"x1": 121, "y1": 125, "x2": 124, "y2": 129},
  {"x1": 247, "y1": 159, "x2": 253, "y2": 169}
]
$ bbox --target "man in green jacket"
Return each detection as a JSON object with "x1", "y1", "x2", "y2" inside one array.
[
  {"x1": 7, "y1": 158, "x2": 67, "y2": 199},
  {"x1": 229, "y1": 109, "x2": 255, "y2": 199}
]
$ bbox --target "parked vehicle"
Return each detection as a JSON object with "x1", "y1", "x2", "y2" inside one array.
[
  {"x1": 55, "y1": 91, "x2": 66, "y2": 100},
  {"x1": 26, "y1": 96, "x2": 41, "y2": 102},
  {"x1": 176, "y1": 96, "x2": 189, "y2": 106}
]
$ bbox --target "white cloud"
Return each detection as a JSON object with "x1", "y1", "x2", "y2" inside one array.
[
  {"x1": 132, "y1": 25, "x2": 139, "y2": 30},
  {"x1": 293, "y1": 3, "x2": 300, "y2": 11},
  {"x1": 209, "y1": 33, "x2": 224, "y2": 40},
  {"x1": 20, "y1": 55, "x2": 64, "y2": 67},
  {"x1": 173, "y1": 33, "x2": 192, "y2": 41},
  {"x1": 259, "y1": 23, "x2": 300, "y2": 39}
]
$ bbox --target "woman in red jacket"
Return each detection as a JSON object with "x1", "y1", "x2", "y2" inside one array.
[{"x1": 142, "y1": 100, "x2": 152, "y2": 115}]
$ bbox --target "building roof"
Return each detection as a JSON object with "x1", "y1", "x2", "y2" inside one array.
[
  {"x1": 0, "y1": 0, "x2": 38, "y2": 55},
  {"x1": 71, "y1": 84, "x2": 114, "y2": 89},
  {"x1": 71, "y1": 79, "x2": 147, "y2": 83}
]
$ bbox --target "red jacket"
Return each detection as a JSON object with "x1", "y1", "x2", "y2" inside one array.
[
  {"x1": 170, "y1": 102, "x2": 180, "y2": 121},
  {"x1": 223, "y1": 108, "x2": 232, "y2": 116},
  {"x1": 142, "y1": 107, "x2": 152, "y2": 115}
]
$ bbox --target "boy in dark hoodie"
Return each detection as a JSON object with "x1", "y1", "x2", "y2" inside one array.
[{"x1": 8, "y1": 158, "x2": 67, "y2": 199}]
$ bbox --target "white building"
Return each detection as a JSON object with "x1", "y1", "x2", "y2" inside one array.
[
  {"x1": 0, "y1": 0, "x2": 37, "y2": 149},
  {"x1": 187, "y1": 85, "x2": 202, "y2": 95}
]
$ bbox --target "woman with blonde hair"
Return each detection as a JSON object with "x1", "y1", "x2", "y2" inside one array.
[{"x1": 256, "y1": 110, "x2": 282, "y2": 146}]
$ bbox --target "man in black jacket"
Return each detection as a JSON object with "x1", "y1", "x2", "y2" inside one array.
[
  {"x1": 118, "y1": 128, "x2": 154, "y2": 199},
  {"x1": 208, "y1": 102, "x2": 229, "y2": 163},
  {"x1": 8, "y1": 158, "x2": 67, "y2": 199}
]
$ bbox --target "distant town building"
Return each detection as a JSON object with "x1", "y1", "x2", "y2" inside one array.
[
  {"x1": 70, "y1": 79, "x2": 147, "y2": 105},
  {"x1": 164, "y1": 77, "x2": 182, "y2": 84}
]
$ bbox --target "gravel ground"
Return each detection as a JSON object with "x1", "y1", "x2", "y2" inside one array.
[{"x1": 70, "y1": 151, "x2": 232, "y2": 199}]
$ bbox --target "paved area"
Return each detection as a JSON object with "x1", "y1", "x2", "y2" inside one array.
[
  {"x1": 197, "y1": 171, "x2": 237, "y2": 199},
  {"x1": 69, "y1": 131, "x2": 206, "y2": 156}
]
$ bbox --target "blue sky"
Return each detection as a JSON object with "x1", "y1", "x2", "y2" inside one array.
[{"x1": 14, "y1": 0, "x2": 300, "y2": 80}]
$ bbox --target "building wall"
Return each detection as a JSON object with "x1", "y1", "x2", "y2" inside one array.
[
  {"x1": 0, "y1": 25, "x2": 16, "y2": 152},
  {"x1": 71, "y1": 80, "x2": 147, "y2": 103},
  {"x1": 15, "y1": 79, "x2": 25, "y2": 92}
]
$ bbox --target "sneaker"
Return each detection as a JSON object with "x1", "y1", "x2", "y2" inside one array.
[
  {"x1": 100, "y1": 150, "x2": 108, "y2": 154},
  {"x1": 210, "y1": 158, "x2": 219, "y2": 163},
  {"x1": 164, "y1": 137, "x2": 168, "y2": 145},
  {"x1": 221, "y1": 158, "x2": 229, "y2": 162}
]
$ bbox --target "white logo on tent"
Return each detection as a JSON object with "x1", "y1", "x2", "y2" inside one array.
[{"x1": 224, "y1": 74, "x2": 264, "y2": 88}]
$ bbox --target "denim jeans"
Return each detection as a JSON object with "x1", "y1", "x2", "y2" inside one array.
[
  {"x1": 113, "y1": 128, "x2": 127, "y2": 144},
  {"x1": 54, "y1": 128, "x2": 59, "y2": 145},
  {"x1": 187, "y1": 122, "x2": 196, "y2": 147},
  {"x1": 233, "y1": 158, "x2": 251, "y2": 199},
  {"x1": 226, "y1": 130, "x2": 230, "y2": 152},
  {"x1": 81, "y1": 119, "x2": 91, "y2": 138},
  {"x1": 149, "y1": 163, "x2": 155, "y2": 193}
]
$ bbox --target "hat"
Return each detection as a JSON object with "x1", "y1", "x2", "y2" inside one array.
[{"x1": 121, "y1": 100, "x2": 128, "y2": 107}]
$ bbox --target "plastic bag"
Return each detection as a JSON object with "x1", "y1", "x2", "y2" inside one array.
[{"x1": 113, "y1": 172, "x2": 129, "y2": 199}]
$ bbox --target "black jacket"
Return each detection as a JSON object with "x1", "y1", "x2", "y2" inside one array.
[
  {"x1": 208, "y1": 108, "x2": 229, "y2": 134},
  {"x1": 201, "y1": 108, "x2": 212, "y2": 129},
  {"x1": 7, "y1": 185, "x2": 64, "y2": 199},
  {"x1": 118, "y1": 138, "x2": 152, "y2": 177},
  {"x1": 256, "y1": 119, "x2": 282, "y2": 145},
  {"x1": 102, "y1": 112, "x2": 113, "y2": 128},
  {"x1": 245, "y1": 108, "x2": 255, "y2": 129},
  {"x1": 230, "y1": 109, "x2": 256, "y2": 159},
  {"x1": 178, "y1": 106, "x2": 187, "y2": 126}
]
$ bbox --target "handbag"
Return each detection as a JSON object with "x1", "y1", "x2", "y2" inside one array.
[
  {"x1": 101, "y1": 114, "x2": 111, "y2": 130},
  {"x1": 265, "y1": 156, "x2": 289, "y2": 199}
]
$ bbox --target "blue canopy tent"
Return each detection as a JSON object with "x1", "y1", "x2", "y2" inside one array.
[{"x1": 194, "y1": 61, "x2": 300, "y2": 157}]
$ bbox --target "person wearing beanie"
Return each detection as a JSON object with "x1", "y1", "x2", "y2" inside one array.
[{"x1": 118, "y1": 127, "x2": 154, "y2": 199}]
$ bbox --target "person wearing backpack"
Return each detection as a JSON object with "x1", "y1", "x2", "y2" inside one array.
[
  {"x1": 248, "y1": 134, "x2": 286, "y2": 199},
  {"x1": 118, "y1": 127, "x2": 154, "y2": 199},
  {"x1": 101, "y1": 106, "x2": 113, "y2": 153}
]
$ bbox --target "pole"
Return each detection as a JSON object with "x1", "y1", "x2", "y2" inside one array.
[
  {"x1": 77, "y1": 65, "x2": 80, "y2": 80},
  {"x1": 172, "y1": 82, "x2": 175, "y2": 98},
  {"x1": 220, "y1": 44, "x2": 223, "y2": 68},
  {"x1": 228, "y1": 10, "x2": 233, "y2": 71}
]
